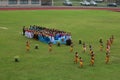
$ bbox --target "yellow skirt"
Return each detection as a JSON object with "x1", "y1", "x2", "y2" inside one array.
[
  {"x1": 80, "y1": 62, "x2": 83, "y2": 66},
  {"x1": 26, "y1": 46, "x2": 30, "y2": 50}
]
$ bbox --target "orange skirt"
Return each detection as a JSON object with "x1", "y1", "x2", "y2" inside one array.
[
  {"x1": 91, "y1": 60, "x2": 94, "y2": 64},
  {"x1": 106, "y1": 57, "x2": 109, "y2": 62},
  {"x1": 75, "y1": 57, "x2": 79, "y2": 63}
]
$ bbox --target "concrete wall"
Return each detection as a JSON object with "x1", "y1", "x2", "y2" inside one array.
[
  {"x1": 0, "y1": 0, "x2": 8, "y2": 6},
  {"x1": 0, "y1": 0, "x2": 52, "y2": 7}
]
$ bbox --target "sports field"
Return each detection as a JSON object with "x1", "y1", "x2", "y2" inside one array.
[{"x1": 0, "y1": 9, "x2": 120, "y2": 80}]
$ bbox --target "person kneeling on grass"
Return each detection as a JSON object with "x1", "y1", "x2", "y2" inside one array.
[
  {"x1": 14, "y1": 56, "x2": 20, "y2": 62},
  {"x1": 35, "y1": 44, "x2": 39, "y2": 49},
  {"x1": 79, "y1": 40, "x2": 82, "y2": 44},
  {"x1": 57, "y1": 42, "x2": 61, "y2": 47}
]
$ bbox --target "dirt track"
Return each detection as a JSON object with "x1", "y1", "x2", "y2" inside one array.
[{"x1": 0, "y1": 6, "x2": 120, "y2": 12}]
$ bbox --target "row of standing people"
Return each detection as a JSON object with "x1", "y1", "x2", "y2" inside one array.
[{"x1": 73, "y1": 35, "x2": 114, "y2": 68}]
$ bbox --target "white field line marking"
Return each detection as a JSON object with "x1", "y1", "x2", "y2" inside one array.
[{"x1": 0, "y1": 27, "x2": 8, "y2": 30}]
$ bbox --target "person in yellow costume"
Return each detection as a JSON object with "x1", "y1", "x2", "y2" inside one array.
[
  {"x1": 99, "y1": 38, "x2": 103, "y2": 51},
  {"x1": 79, "y1": 57, "x2": 83, "y2": 68},
  {"x1": 105, "y1": 52, "x2": 110, "y2": 64},
  {"x1": 70, "y1": 44, "x2": 73, "y2": 52},
  {"x1": 49, "y1": 43, "x2": 52, "y2": 52},
  {"x1": 83, "y1": 42, "x2": 86, "y2": 53},
  {"x1": 74, "y1": 52, "x2": 79, "y2": 64},
  {"x1": 26, "y1": 40, "x2": 30, "y2": 51},
  {"x1": 90, "y1": 51, "x2": 95, "y2": 66}
]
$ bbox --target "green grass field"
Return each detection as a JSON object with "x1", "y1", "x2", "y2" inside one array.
[{"x1": 0, "y1": 10, "x2": 120, "y2": 80}]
